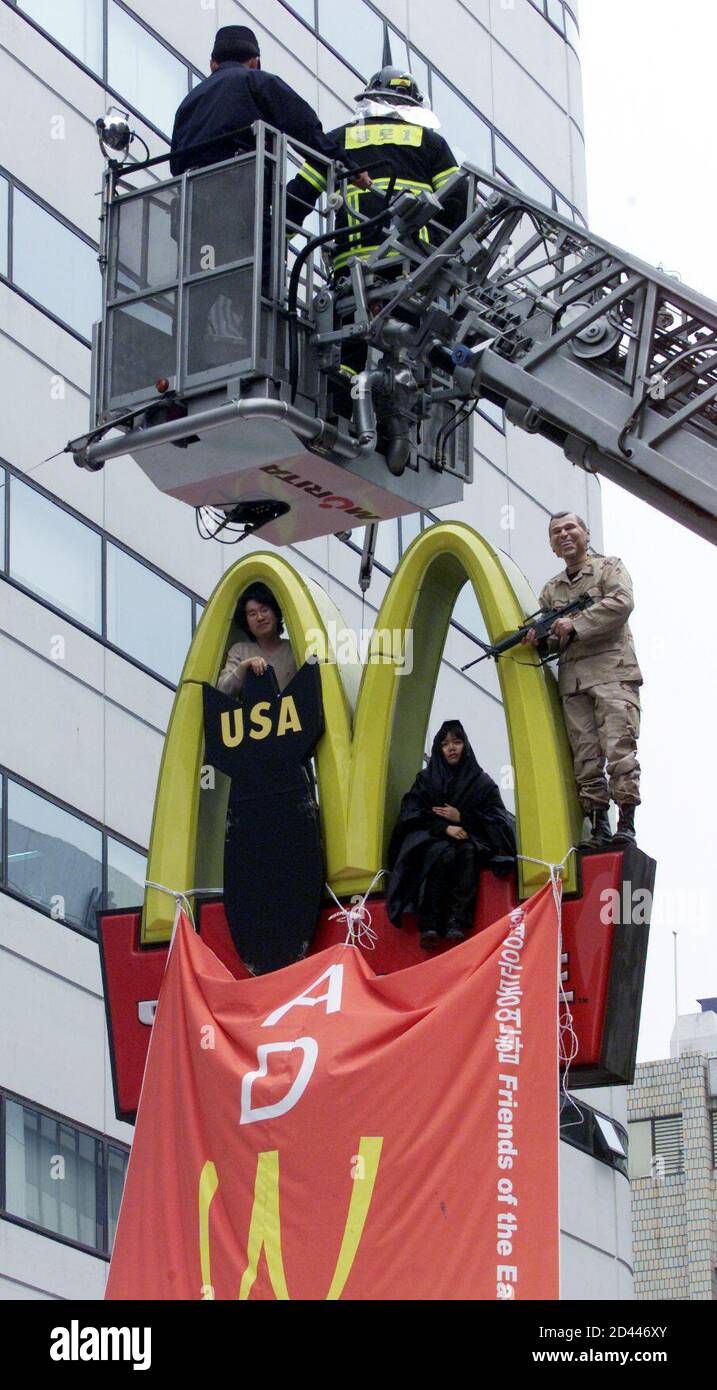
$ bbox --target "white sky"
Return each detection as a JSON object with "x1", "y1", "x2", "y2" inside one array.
[{"x1": 579, "y1": 0, "x2": 717, "y2": 1059}]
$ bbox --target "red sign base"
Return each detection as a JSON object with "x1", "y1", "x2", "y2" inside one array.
[{"x1": 99, "y1": 844, "x2": 655, "y2": 1122}]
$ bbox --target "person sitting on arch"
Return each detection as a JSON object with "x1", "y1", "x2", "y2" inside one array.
[
  {"x1": 218, "y1": 582, "x2": 297, "y2": 696},
  {"x1": 386, "y1": 720, "x2": 516, "y2": 950}
]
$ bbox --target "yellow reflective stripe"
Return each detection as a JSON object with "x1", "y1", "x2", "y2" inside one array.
[
  {"x1": 333, "y1": 245, "x2": 402, "y2": 269},
  {"x1": 369, "y1": 176, "x2": 432, "y2": 192},
  {"x1": 297, "y1": 162, "x2": 326, "y2": 192},
  {"x1": 345, "y1": 123, "x2": 423, "y2": 149},
  {"x1": 432, "y1": 166, "x2": 460, "y2": 189}
]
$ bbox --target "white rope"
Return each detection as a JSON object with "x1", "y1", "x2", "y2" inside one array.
[
  {"x1": 515, "y1": 848, "x2": 581, "y2": 1117},
  {"x1": 326, "y1": 869, "x2": 387, "y2": 951},
  {"x1": 144, "y1": 881, "x2": 223, "y2": 959}
]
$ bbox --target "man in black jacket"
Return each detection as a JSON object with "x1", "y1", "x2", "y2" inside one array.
[
  {"x1": 170, "y1": 25, "x2": 344, "y2": 176},
  {"x1": 170, "y1": 26, "x2": 367, "y2": 307}
]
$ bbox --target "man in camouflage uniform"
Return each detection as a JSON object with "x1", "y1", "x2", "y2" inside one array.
[{"x1": 525, "y1": 511, "x2": 642, "y2": 846}]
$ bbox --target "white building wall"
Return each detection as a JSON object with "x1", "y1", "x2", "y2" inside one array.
[{"x1": 0, "y1": 0, "x2": 622, "y2": 1299}]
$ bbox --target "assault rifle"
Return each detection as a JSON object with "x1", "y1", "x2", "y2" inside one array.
[{"x1": 461, "y1": 593, "x2": 594, "y2": 671}]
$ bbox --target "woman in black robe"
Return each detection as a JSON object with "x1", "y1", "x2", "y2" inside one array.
[{"x1": 386, "y1": 720, "x2": 516, "y2": 949}]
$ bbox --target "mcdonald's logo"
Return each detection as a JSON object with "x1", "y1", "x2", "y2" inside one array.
[
  {"x1": 198, "y1": 1139, "x2": 384, "y2": 1301},
  {"x1": 142, "y1": 522, "x2": 582, "y2": 943}
]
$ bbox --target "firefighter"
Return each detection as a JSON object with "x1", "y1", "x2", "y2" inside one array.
[
  {"x1": 285, "y1": 67, "x2": 466, "y2": 460},
  {"x1": 286, "y1": 65, "x2": 465, "y2": 265},
  {"x1": 523, "y1": 512, "x2": 642, "y2": 847}
]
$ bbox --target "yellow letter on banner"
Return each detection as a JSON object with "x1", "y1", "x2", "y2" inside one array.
[
  {"x1": 238, "y1": 1140, "x2": 383, "y2": 1300},
  {"x1": 198, "y1": 1161, "x2": 219, "y2": 1300}
]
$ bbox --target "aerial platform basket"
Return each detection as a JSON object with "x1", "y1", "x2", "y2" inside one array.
[{"x1": 75, "y1": 124, "x2": 471, "y2": 545}]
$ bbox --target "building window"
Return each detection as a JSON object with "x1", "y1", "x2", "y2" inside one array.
[
  {"x1": 106, "y1": 836, "x2": 147, "y2": 912},
  {"x1": 431, "y1": 76, "x2": 492, "y2": 169},
  {"x1": 711, "y1": 1108, "x2": 717, "y2": 1169},
  {"x1": 1, "y1": 1092, "x2": 129, "y2": 1258},
  {"x1": 628, "y1": 1114, "x2": 684, "y2": 1179},
  {"x1": 1, "y1": 768, "x2": 147, "y2": 935},
  {"x1": 9, "y1": 477, "x2": 103, "y2": 631},
  {"x1": 285, "y1": 0, "x2": 316, "y2": 24},
  {"x1": 560, "y1": 1096, "x2": 629, "y2": 1176},
  {"x1": 107, "y1": 2, "x2": 189, "y2": 139},
  {"x1": 2, "y1": 460, "x2": 204, "y2": 686},
  {"x1": 106, "y1": 543, "x2": 193, "y2": 685},
  {"x1": 494, "y1": 139, "x2": 552, "y2": 207},
  {"x1": 7, "y1": 781, "x2": 103, "y2": 933},
  {"x1": 0, "y1": 174, "x2": 8, "y2": 278},
  {"x1": 10, "y1": 188, "x2": 100, "y2": 340},
  {"x1": 317, "y1": 0, "x2": 384, "y2": 79},
  {"x1": 0, "y1": 465, "x2": 6, "y2": 571},
  {"x1": 18, "y1": 0, "x2": 104, "y2": 71}
]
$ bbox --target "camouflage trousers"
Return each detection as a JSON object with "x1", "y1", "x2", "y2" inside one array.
[{"x1": 562, "y1": 681, "x2": 641, "y2": 810}]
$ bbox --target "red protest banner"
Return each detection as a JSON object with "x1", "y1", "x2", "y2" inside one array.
[{"x1": 106, "y1": 885, "x2": 559, "y2": 1301}]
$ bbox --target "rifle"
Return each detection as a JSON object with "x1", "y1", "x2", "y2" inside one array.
[{"x1": 461, "y1": 593, "x2": 594, "y2": 671}]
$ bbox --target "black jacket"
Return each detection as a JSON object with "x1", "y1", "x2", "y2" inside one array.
[
  {"x1": 286, "y1": 114, "x2": 466, "y2": 270},
  {"x1": 386, "y1": 721, "x2": 516, "y2": 928},
  {"x1": 170, "y1": 62, "x2": 344, "y2": 175}
]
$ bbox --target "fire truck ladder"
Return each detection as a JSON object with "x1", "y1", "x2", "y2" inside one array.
[{"x1": 333, "y1": 163, "x2": 717, "y2": 544}]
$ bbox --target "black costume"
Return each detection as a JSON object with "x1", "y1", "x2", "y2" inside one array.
[
  {"x1": 203, "y1": 663, "x2": 324, "y2": 975},
  {"x1": 386, "y1": 720, "x2": 515, "y2": 940}
]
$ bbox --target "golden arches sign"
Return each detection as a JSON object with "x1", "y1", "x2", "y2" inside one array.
[{"x1": 143, "y1": 522, "x2": 581, "y2": 942}]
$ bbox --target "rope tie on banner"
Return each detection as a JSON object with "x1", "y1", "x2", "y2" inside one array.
[
  {"x1": 326, "y1": 869, "x2": 387, "y2": 950},
  {"x1": 515, "y1": 848, "x2": 581, "y2": 1119},
  {"x1": 144, "y1": 882, "x2": 223, "y2": 958}
]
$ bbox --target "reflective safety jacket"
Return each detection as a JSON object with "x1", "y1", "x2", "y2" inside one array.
[{"x1": 285, "y1": 115, "x2": 464, "y2": 271}]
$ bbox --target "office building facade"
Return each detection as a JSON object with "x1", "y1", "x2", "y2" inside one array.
[
  {"x1": 628, "y1": 1004, "x2": 717, "y2": 1300},
  {"x1": 0, "y1": 0, "x2": 631, "y2": 1299}
]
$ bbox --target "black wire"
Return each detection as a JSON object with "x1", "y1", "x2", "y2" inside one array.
[{"x1": 287, "y1": 195, "x2": 406, "y2": 403}]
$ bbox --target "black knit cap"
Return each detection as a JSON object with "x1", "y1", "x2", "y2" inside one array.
[{"x1": 212, "y1": 25, "x2": 260, "y2": 63}]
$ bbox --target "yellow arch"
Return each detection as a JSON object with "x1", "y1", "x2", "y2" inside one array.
[{"x1": 142, "y1": 524, "x2": 580, "y2": 942}]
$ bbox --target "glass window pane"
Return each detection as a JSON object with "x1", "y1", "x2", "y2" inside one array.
[
  {"x1": 187, "y1": 164, "x2": 256, "y2": 276},
  {"x1": 494, "y1": 139, "x2": 551, "y2": 207},
  {"x1": 317, "y1": 0, "x2": 384, "y2": 79},
  {"x1": 112, "y1": 186, "x2": 180, "y2": 299},
  {"x1": 386, "y1": 29, "x2": 410, "y2": 75},
  {"x1": 374, "y1": 519, "x2": 398, "y2": 571},
  {"x1": 10, "y1": 478, "x2": 102, "y2": 630},
  {"x1": 0, "y1": 175, "x2": 8, "y2": 278},
  {"x1": 12, "y1": 192, "x2": 100, "y2": 338},
  {"x1": 19, "y1": 0, "x2": 103, "y2": 72},
  {"x1": 431, "y1": 77, "x2": 491, "y2": 168},
  {"x1": 409, "y1": 50, "x2": 430, "y2": 102},
  {"x1": 546, "y1": 0, "x2": 565, "y2": 32},
  {"x1": 187, "y1": 267, "x2": 254, "y2": 377},
  {"x1": 286, "y1": 0, "x2": 315, "y2": 24},
  {"x1": 106, "y1": 544, "x2": 192, "y2": 682},
  {"x1": 0, "y1": 466, "x2": 5, "y2": 571},
  {"x1": 5, "y1": 1100, "x2": 98, "y2": 1247},
  {"x1": 108, "y1": 1147, "x2": 129, "y2": 1251},
  {"x1": 7, "y1": 782, "x2": 103, "y2": 932},
  {"x1": 108, "y1": 292, "x2": 178, "y2": 401},
  {"x1": 107, "y1": 837, "x2": 147, "y2": 911},
  {"x1": 565, "y1": 9, "x2": 580, "y2": 49},
  {"x1": 400, "y1": 512, "x2": 422, "y2": 554},
  {"x1": 108, "y1": 1, "x2": 189, "y2": 136},
  {"x1": 451, "y1": 582, "x2": 489, "y2": 643}
]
